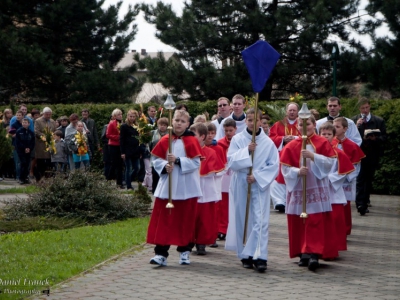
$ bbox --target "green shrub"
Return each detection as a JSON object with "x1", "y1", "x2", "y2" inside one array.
[
  {"x1": 0, "y1": 126, "x2": 12, "y2": 167},
  {"x1": 2, "y1": 171, "x2": 151, "y2": 224}
]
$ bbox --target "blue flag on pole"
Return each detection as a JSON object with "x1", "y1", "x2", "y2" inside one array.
[{"x1": 241, "y1": 40, "x2": 281, "y2": 93}]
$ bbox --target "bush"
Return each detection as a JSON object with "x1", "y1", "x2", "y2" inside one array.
[
  {"x1": 0, "y1": 126, "x2": 12, "y2": 167},
  {"x1": 2, "y1": 171, "x2": 152, "y2": 224}
]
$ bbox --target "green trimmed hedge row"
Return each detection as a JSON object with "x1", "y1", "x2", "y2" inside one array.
[{"x1": 1, "y1": 98, "x2": 399, "y2": 194}]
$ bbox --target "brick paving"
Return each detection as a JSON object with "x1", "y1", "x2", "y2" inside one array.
[{"x1": 27, "y1": 194, "x2": 400, "y2": 300}]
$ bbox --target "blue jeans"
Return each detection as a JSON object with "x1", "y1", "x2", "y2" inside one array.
[{"x1": 124, "y1": 156, "x2": 140, "y2": 189}]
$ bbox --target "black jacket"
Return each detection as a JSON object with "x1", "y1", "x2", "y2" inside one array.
[
  {"x1": 352, "y1": 113, "x2": 386, "y2": 160},
  {"x1": 15, "y1": 127, "x2": 35, "y2": 155},
  {"x1": 119, "y1": 123, "x2": 141, "y2": 157}
]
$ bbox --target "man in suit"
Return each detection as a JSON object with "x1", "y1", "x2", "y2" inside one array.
[
  {"x1": 352, "y1": 98, "x2": 387, "y2": 215},
  {"x1": 146, "y1": 106, "x2": 157, "y2": 125},
  {"x1": 81, "y1": 109, "x2": 99, "y2": 161}
]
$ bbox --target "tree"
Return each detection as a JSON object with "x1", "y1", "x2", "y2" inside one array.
[
  {"x1": 140, "y1": 0, "x2": 362, "y2": 101},
  {"x1": 359, "y1": 0, "x2": 400, "y2": 98},
  {"x1": 0, "y1": 0, "x2": 142, "y2": 103}
]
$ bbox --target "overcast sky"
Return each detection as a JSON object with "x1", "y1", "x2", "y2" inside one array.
[{"x1": 103, "y1": 0, "x2": 386, "y2": 53}]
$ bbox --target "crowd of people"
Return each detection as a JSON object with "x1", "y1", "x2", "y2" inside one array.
[{"x1": 0, "y1": 96, "x2": 386, "y2": 273}]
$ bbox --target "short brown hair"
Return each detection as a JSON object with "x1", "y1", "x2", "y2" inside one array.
[
  {"x1": 157, "y1": 117, "x2": 168, "y2": 126},
  {"x1": 319, "y1": 122, "x2": 336, "y2": 135},
  {"x1": 190, "y1": 122, "x2": 208, "y2": 138},
  {"x1": 333, "y1": 117, "x2": 348, "y2": 128},
  {"x1": 206, "y1": 122, "x2": 217, "y2": 132},
  {"x1": 223, "y1": 119, "x2": 236, "y2": 128},
  {"x1": 54, "y1": 130, "x2": 63, "y2": 137}
]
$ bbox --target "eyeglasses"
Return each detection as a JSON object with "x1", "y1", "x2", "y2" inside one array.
[{"x1": 218, "y1": 104, "x2": 228, "y2": 107}]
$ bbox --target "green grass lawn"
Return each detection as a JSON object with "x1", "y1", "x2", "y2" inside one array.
[
  {"x1": 0, "y1": 217, "x2": 149, "y2": 299},
  {"x1": 0, "y1": 185, "x2": 39, "y2": 194}
]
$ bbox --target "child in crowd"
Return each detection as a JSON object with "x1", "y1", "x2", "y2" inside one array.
[
  {"x1": 320, "y1": 122, "x2": 355, "y2": 252},
  {"x1": 149, "y1": 117, "x2": 169, "y2": 194},
  {"x1": 15, "y1": 118, "x2": 35, "y2": 184},
  {"x1": 73, "y1": 121, "x2": 90, "y2": 171},
  {"x1": 217, "y1": 119, "x2": 237, "y2": 241},
  {"x1": 280, "y1": 115, "x2": 337, "y2": 271},
  {"x1": 190, "y1": 122, "x2": 225, "y2": 255},
  {"x1": 332, "y1": 117, "x2": 365, "y2": 224},
  {"x1": 225, "y1": 108, "x2": 279, "y2": 272},
  {"x1": 147, "y1": 110, "x2": 202, "y2": 266},
  {"x1": 51, "y1": 130, "x2": 67, "y2": 173}
]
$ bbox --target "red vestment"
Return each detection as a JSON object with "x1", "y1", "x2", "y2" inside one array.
[{"x1": 269, "y1": 119, "x2": 300, "y2": 149}]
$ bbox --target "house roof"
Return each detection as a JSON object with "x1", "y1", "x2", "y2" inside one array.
[{"x1": 115, "y1": 51, "x2": 176, "y2": 70}]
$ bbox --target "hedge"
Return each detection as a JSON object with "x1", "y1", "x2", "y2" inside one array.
[{"x1": 1, "y1": 98, "x2": 399, "y2": 194}]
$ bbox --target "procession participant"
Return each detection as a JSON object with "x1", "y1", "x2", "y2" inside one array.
[
  {"x1": 190, "y1": 123, "x2": 225, "y2": 255},
  {"x1": 332, "y1": 117, "x2": 365, "y2": 225},
  {"x1": 269, "y1": 103, "x2": 301, "y2": 213},
  {"x1": 147, "y1": 110, "x2": 202, "y2": 266},
  {"x1": 225, "y1": 108, "x2": 279, "y2": 272},
  {"x1": 204, "y1": 122, "x2": 226, "y2": 246},
  {"x1": 216, "y1": 119, "x2": 237, "y2": 242},
  {"x1": 269, "y1": 102, "x2": 300, "y2": 150},
  {"x1": 216, "y1": 94, "x2": 247, "y2": 140},
  {"x1": 320, "y1": 122, "x2": 355, "y2": 251},
  {"x1": 316, "y1": 97, "x2": 362, "y2": 146},
  {"x1": 280, "y1": 115, "x2": 337, "y2": 271},
  {"x1": 212, "y1": 97, "x2": 231, "y2": 137},
  {"x1": 352, "y1": 98, "x2": 386, "y2": 212}
]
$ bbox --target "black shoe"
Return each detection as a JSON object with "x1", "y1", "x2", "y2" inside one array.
[
  {"x1": 308, "y1": 256, "x2": 319, "y2": 271},
  {"x1": 218, "y1": 233, "x2": 226, "y2": 241},
  {"x1": 118, "y1": 185, "x2": 126, "y2": 189},
  {"x1": 196, "y1": 244, "x2": 206, "y2": 255},
  {"x1": 253, "y1": 259, "x2": 267, "y2": 272},
  {"x1": 241, "y1": 257, "x2": 253, "y2": 269},
  {"x1": 298, "y1": 258, "x2": 309, "y2": 267},
  {"x1": 275, "y1": 204, "x2": 285, "y2": 213},
  {"x1": 357, "y1": 206, "x2": 366, "y2": 216},
  {"x1": 209, "y1": 241, "x2": 218, "y2": 248}
]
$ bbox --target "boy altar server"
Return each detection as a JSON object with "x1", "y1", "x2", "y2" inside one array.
[
  {"x1": 320, "y1": 122, "x2": 355, "y2": 251},
  {"x1": 280, "y1": 115, "x2": 337, "y2": 271},
  {"x1": 332, "y1": 117, "x2": 365, "y2": 225},
  {"x1": 190, "y1": 123, "x2": 225, "y2": 255},
  {"x1": 147, "y1": 110, "x2": 202, "y2": 266},
  {"x1": 225, "y1": 108, "x2": 279, "y2": 272}
]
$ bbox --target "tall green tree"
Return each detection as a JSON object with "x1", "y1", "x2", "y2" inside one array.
[
  {"x1": 0, "y1": 0, "x2": 142, "y2": 103},
  {"x1": 359, "y1": 0, "x2": 400, "y2": 98},
  {"x1": 140, "y1": 0, "x2": 362, "y2": 101}
]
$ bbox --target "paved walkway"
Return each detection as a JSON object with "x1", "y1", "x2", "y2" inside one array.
[{"x1": 28, "y1": 194, "x2": 400, "y2": 300}]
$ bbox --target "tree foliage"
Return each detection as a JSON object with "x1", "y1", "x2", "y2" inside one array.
[
  {"x1": 360, "y1": 0, "x2": 400, "y2": 97},
  {"x1": 0, "y1": 0, "x2": 143, "y2": 103},
  {"x1": 140, "y1": 0, "x2": 362, "y2": 101}
]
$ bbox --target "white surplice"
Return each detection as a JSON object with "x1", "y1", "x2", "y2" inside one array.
[
  {"x1": 282, "y1": 145, "x2": 335, "y2": 215},
  {"x1": 152, "y1": 139, "x2": 202, "y2": 200},
  {"x1": 225, "y1": 129, "x2": 279, "y2": 260}
]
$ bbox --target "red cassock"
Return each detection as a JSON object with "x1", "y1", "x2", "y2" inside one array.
[
  {"x1": 216, "y1": 137, "x2": 231, "y2": 234},
  {"x1": 280, "y1": 134, "x2": 339, "y2": 259},
  {"x1": 332, "y1": 137, "x2": 365, "y2": 236},
  {"x1": 269, "y1": 119, "x2": 300, "y2": 149},
  {"x1": 147, "y1": 134, "x2": 202, "y2": 246},
  {"x1": 332, "y1": 137, "x2": 365, "y2": 164},
  {"x1": 331, "y1": 148, "x2": 355, "y2": 251},
  {"x1": 195, "y1": 146, "x2": 225, "y2": 244}
]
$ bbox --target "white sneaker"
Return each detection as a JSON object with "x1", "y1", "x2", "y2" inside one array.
[
  {"x1": 149, "y1": 255, "x2": 167, "y2": 266},
  {"x1": 179, "y1": 251, "x2": 191, "y2": 265}
]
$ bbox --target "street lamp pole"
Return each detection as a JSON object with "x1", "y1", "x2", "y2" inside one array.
[{"x1": 331, "y1": 44, "x2": 339, "y2": 96}]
